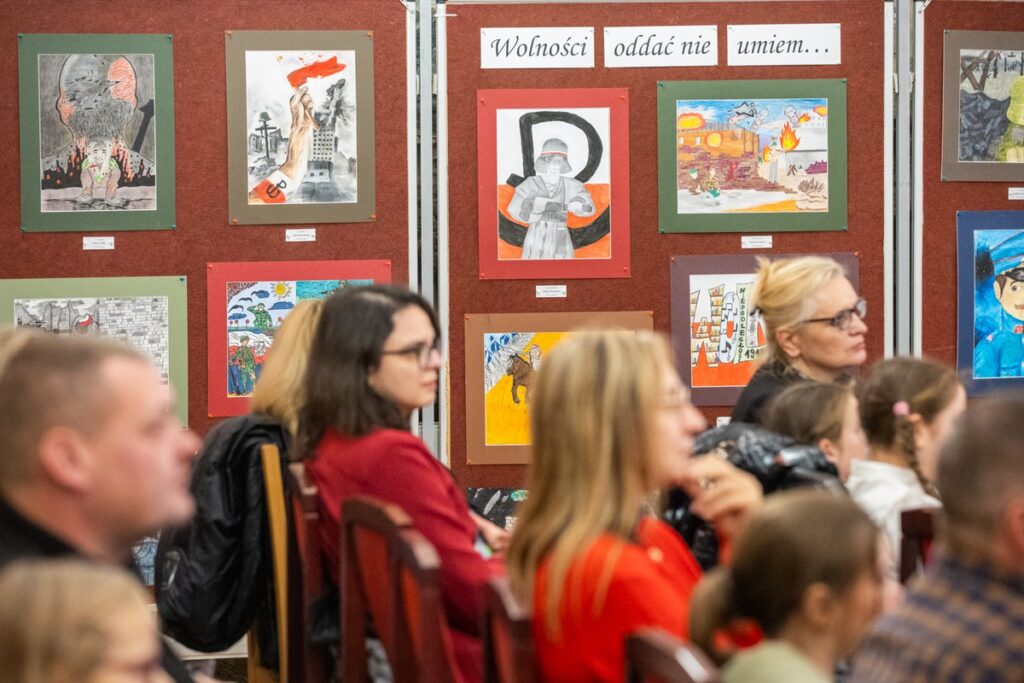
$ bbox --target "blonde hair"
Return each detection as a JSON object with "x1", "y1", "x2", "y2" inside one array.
[
  {"x1": 506, "y1": 330, "x2": 672, "y2": 637},
  {"x1": 751, "y1": 256, "x2": 846, "y2": 365},
  {"x1": 250, "y1": 299, "x2": 324, "y2": 437},
  {"x1": 764, "y1": 381, "x2": 854, "y2": 446},
  {"x1": 0, "y1": 559, "x2": 153, "y2": 683}
]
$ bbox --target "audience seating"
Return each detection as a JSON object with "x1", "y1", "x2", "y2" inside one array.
[
  {"x1": 626, "y1": 628, "x2": 720, "y2": 683},
  {"x1": 899, "y1": 508, "x2": 937, "y2": 584},
  {"x1": 342, "y1": 495, "x2": 464, "y2": 683},
  {"x1": 284, "y1": 461, "x2": 329, "y2": 683},
  {"x1": 482, "y1": 576, "x2": 538, "y2": 683}
]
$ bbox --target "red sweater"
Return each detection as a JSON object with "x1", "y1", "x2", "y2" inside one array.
[
  {"x1": 532, "y1": 517, "x2": 704, "y2": 683},
  {"x1": 308, "y1": 428, "x2": 502, "y2": 682}
]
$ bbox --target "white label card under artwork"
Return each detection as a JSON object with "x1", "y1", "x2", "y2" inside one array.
[
  {"x1": 1010, "y1": 188, "x2": 1024, "y2": 200},
  {"x1": 604, "y1": 26, "x2": 718, "y2": 67},
  {"x1": 716, "y1": 416, "x2": 732, "y2": 428},
  {"x1": 727, "y1": 24, "x2": 841, "y2": 66},
  {"x1": 481, "y1": 27, "x2": 594, "y2": 69},
  {"x1": 741, "y1": 235, "x2": 773, "y2": 249},
  {"x1": 83, "y1": 236, "x2": 115, "y2": 250},
  {"x1": 535, "y1": 285, "x2": 567, "y2": 298},
  {"x1": 285, "y1": 228, "x2": 317, "y2": 242}
]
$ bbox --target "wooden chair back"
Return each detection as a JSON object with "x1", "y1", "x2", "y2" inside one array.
[
  {"x1": 482, "y1": 576, "x2": 537, "y2": 683},
  {"x1": 395, "y1": 526, "x2": 464, "y2": 683},
  {"x1": 248, "y1": 443, "x2": 289, "y2": 683},
  {"x1": 284, "y1": 461, "x2": 328, "y2": 683},
  {"x1": 900, "y1": 508, "x2": 937, "y2": 584},
  {"x1": 341, "y1": 495, "x2": 414, "y2": 683},
  {"x1": 626, "y1": 629, "x2": 720, "y2": 683}
]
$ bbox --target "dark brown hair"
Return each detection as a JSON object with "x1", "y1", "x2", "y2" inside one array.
[
  {"x1": 764, "y1": 381, "x2": 853, "y2": 446},
  {"x1": 690, "y1": 490, "x2": 879, "y2": 664},
  {"x1": 296, "y1": 285, "x2": 440, "y2": 460},
  {"x1": 858, "y1": 357, "x2": 960, "y2": 499}
]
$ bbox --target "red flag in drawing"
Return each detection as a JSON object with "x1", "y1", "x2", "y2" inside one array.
[{"x1": 287, "y1": 56, "x2": 346, "y2": 88}]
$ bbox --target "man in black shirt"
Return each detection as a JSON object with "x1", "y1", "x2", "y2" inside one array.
[{"x1": 0, "y1": 331, "x2": 202, "y2": 683}]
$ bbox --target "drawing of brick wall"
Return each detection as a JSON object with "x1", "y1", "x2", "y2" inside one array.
[{"x1": 98, "y1": 297, "x2": 170, "y2": 381}]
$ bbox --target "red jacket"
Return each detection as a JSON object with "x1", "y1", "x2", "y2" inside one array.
[
  {"x1": 532, "y1": 517, "x2": 703, "y2": 683},
  {"x1": 308, "y1": 428, "x2": 502, "y2": 682}
]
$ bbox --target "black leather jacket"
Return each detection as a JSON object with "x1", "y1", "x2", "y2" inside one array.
[{"x1": 156, "y1": 414, "x2": 290, "y2": 662}]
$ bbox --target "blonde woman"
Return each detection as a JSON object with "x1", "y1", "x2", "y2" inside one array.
[
  {"x1": 0, "y1": 559, "x2": 172, "y2": 683},
  {"x1": 158, "y1": 299, "x2": 325, "y2": 652},
  {"x1": 732, "y1": 256, "x2": 868, "y2": 424},
  {"x1": 506, "y1": 331, "x2": 762, "y2": 683}
]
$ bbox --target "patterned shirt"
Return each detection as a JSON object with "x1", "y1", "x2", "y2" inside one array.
[{"x1": 850, "y1": 551, "x2": 1024, "y2": 682}]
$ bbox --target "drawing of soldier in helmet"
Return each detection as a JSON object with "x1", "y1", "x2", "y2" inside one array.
[
  {"x1": 976, "y1": 230, "x2": 1024, "y2": 378},
  {"x1": 507, "y1": 137, "x2": 595, "y2": 260}
]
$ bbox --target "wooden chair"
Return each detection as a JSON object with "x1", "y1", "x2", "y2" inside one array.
[
  {"x1": 284, "y1": 461, "x2": 328, "y2": 683},
  {"x1": 395, "y1": 526, "x2": 464, "y2": 683},
  {"x1": 246, "y1": 443, "x2": 290, "y2": 683},
  {"x1": 341, "y1": 495, "x2": 464, "y2": 683},
  {"x1": 626, "y1": 628, "x2": 720, "y2": 683},
  {"x1": 482, "y1": 576, "x2": 537, "y2": 683},
  {"x1": 900, "y1": 508, "x2": 937, "y2": 584}
]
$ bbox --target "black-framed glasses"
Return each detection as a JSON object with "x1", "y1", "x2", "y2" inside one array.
[
  {"x1": 380, "y1": 337, "x2": 444, "y2": 368},
  {"x1": 804, "y1": 298, "x2": 867, "y2": 331}
]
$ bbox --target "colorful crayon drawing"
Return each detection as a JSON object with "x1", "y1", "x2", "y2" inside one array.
[
  {"x1": 482, "y1": 331, "x2": 571, "y2": 445},
  {"x1": 675, "y1": 97, "x2": 829, "y2": 214},
  {"x1": 225, "y1": 278, "x2": 368, "y2": 396},
  {"x1": 38, "y1": 53, "x2": 158, "y2": 213},
  {"x1": 688, "y1": 273, "x2": 766, "y2": 389},
  {"x1": 970, "y1": 227, "x2": 1024, "y2": 379},
  {"x1": 14, "y1": 296, "x2": 169, "y2": 381},
  {"x1": 957, "y1": 49, "x2": 1024, "y2": 164},
  {"x1": 495, "y1": 107, "x2": 611, "y2": 260},
  {"x1": 245, "y1": 49, "x2": 357, "y2": 205}
]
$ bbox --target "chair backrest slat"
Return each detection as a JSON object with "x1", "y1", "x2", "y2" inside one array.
[
  {"x1": 342, "y1": 495, "x2": 463, "y2": 683},
  {"x1": 626, "y1": 628, "x2": 720, "y2": 683},
  {"x1": 482, "y1": 576, "x2": 538, "y2": 683},
  {"x1": 900, "y1": 508, "x2": 937, "y2": 584}
]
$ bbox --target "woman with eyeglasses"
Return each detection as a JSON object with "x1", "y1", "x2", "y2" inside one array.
[
  {"x1": 507, "y1": 330, "x2": 763, "y2": 683},
  {"x1": 298, "y1": 284, "x2": 502, "y2": 683},
  {"x1": 731, "y1": 256, "x2": 868, "y2": 425}
]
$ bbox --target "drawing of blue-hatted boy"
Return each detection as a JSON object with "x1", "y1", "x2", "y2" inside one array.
[{"x1": 975, "y1": 229, "x2": 1024, "y2": 378}]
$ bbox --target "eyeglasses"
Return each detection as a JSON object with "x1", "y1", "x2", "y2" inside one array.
[
  {"x1": 803, "y1": 298, "x2": 867, "y2": 331},
  {"x1": 380, "y1": 337, "x2": 444, "y2": 368}
]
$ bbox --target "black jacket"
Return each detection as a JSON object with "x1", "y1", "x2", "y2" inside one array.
[
  {"x1": 0, "y1": 497, "x2": 195, "y2": 683},
  {"x1": 156, "y1": 414, "x2": 290, "y2": 660},
  {"x1": 730, "y1": 359, "x2": 807, "y2": 425}
]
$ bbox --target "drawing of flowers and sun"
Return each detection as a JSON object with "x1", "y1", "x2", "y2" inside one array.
[
  {"x1": 225, "y1": 278, "x2": 368, "y2": 396},
  {"x1": 675, "y1": 97, "x2": 829, "y2": 214}
]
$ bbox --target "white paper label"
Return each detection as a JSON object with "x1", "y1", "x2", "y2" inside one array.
[
  {"x1": 481, "y1": 27, "x2": 594, "y2": 69},
  {"x1": 604, "y1": 26, "x2": 717, "y2": 68},
  {"x1": 1009, "y1": 188, "x2": 1024, "y2": 200},
  {"x1": 716, "y1": 416, "x2": 732, "y2": 428},
  {"x1": 727, "y1": 24, "x2": 841, "y2": 66},
  {"x1": 83, "y1": 236, "x2": 115, "y2": 250},
  {"x1": 535, "y1": 285, "x2": 568, "y2": 299},
  {"x1": 741, "y1": 235, "x2": 773, "y2": 249},
  {"x1": 285, "y1": 228, "x2": 317, "y2": 242}
]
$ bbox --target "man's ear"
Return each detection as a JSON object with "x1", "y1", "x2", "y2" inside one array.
[
  {"x1": 1001, "y1": 496, "x2": 1024, "y2": 561},
  {"x1": 36, "y1": 426, "x2": 94, "y2": 493},
  {"x1": 994, "y1": 279, "x2": 1004, "y2": 301},
  {"x1": 776, "y1": 326, "x2": 803, "y2": 361}
]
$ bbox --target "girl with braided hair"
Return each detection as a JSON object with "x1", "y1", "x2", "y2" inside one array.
[{"x1": 846, "y1": 358, "x2": 966, "y2": 579}]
